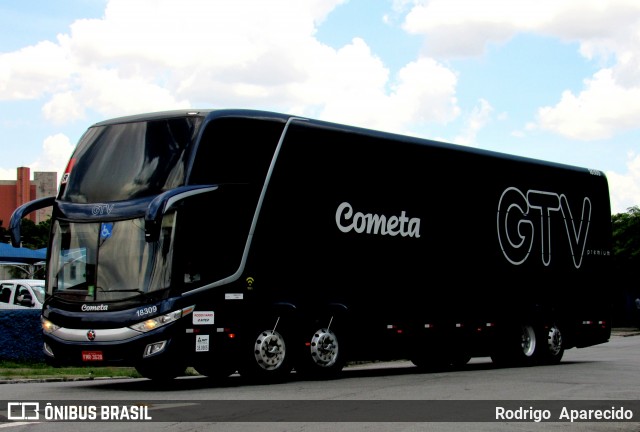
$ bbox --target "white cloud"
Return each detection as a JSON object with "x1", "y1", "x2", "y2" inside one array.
[
  {"x1": 42, "y1": 92, "x2": 86, "y2": 124},
  {"x1": 402, "y1": 0, "x2": 640, "y2": 58},
  {"x1": 305, "y1": 45, "x2": 460, "y2": 133},
  {"x1": 536, "y1": 69, "x2": 640, "y2": 140},
  {"x1": 0, "y1": 0, "x2": 461, "y2": 135},
  {"x1": 0, "y1": 134, "x2": 73, "y2": 182},
  {"x1": 0, "y1": 40, "x2": 73, "y2": 100},
  {"x1": 0, "y1": 168, "x2": 16, "y2": 180},
  {"x1": 402, "y1": 0, "x2": 640, "y2": 142},
  {"x1": 452, "y1": 99, "x2": 493, "y2": 146},
  {"x1": 30, "y1": 134, "x2": 75, "y2": 182},
  {"x1": 607, "y1": 152, "x2": 640, "y2": 214}
]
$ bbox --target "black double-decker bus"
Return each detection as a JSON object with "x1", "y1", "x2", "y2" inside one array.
[{"x1": 11, "y1": 109, "x2": 612, "y2": 381}]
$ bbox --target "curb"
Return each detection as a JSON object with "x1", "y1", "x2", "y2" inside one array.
[
  {"x1": 0, "y1": 376, "x2": 135, "y2": 385},
  {"x1": 611, "y1": 328, "x2": 640, "y2": 337}
]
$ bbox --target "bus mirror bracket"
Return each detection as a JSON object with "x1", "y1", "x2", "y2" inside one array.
[
  {"x1": 145, "y1": 185, "x2": 218, "y2": 242},
  {"x1": 9, "y1": 196, "x2": 56, "y2": 247}
]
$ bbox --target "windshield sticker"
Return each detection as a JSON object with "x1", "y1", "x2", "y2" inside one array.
[
  {"x1": 193, "y1": 311, "x2": 214, "y2": 325},
  {"x1": 196, "y1": 335, "x2": 210, "y2": 352},
  {"x1": 100, "y1": 223, "x2": 113, "y2": 239}
]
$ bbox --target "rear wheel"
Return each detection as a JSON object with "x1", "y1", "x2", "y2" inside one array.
[
  {"x1": 491, "y1": 324, "x2": 539, "y2": 367},
  {"x1": 297, "y1": 326, "x2": 345, "y2": 378},
  {"x1": 539, "y1": 324, "x2": 564, "y2": 364},
  {"x1": 519, "y1": 324, "x2": 537, "y2": 358},
  {"x1": 239, "y1": 317, "x2": 293, "y2": 381},
  {"x1": 253, "y1": 329, "x2": 287, "y2": 370}
]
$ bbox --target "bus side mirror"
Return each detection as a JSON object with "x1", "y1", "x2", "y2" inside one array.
[
  {"x1": 9, "y1": 196, "x2": 56, "y2": 247},
  {"x1": 144, "y1": 185, "x2": 218, "y2": 242}
]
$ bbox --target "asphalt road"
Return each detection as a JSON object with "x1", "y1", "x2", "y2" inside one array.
[{"x1": 0, "y1": 332, "x2": 639, "y2": 432}]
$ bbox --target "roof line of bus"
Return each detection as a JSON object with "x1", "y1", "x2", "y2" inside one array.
[{"x1": 90, "y1": 108, "x2": 600, "y2": 176}]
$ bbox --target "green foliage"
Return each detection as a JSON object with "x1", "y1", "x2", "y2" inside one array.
[
  {"x1": 0, "y1": 219, "x2": 49, "y2": 279},
  {"x1": 18, "y1": 218, "x2": 51, "y2": 250},
  {"x1": 611, "y1": 206, "x2": 640, "y2": 276},
  {"x1": 0, "y1": 361, "x2": 141, "y2": 379},
  {"x1": 0, "y1": 222, "x2": 7, "y2": 244},
  {"x1": 0, "y1": 218, "x2": 50, "y2": 249},
  {"x1": 0, "y1": 362, "x2": 204, "y2": 380}
]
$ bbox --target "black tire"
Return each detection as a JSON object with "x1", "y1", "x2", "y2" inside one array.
[
  {"x1": 491, "y1": 324, "x2": 539, "y2": 367},
  {"x1": 239, "y1": 320, "x2": 294, "y2": 382},
  {"x1": 538, "y1": 324, "x2": 565, "y2": 364},
  {"x1": 297, "y1": 327, "x2": 345, "y2": 379}
]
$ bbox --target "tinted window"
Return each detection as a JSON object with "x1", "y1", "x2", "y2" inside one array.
[
  {"x1": 189, "y1": 117, "x2": 284, "y2": 186},
  {"x1": 61, "y1": 117, "x2": 202, "y2": 202}
]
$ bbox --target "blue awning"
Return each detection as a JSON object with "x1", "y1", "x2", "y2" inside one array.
[{"x1": 0, "y1": 243, "x2": 46, "y2": 264}]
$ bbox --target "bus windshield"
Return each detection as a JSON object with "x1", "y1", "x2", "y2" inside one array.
[
  {"x1": 47, "y1": 213, "x2": 176, "y2": 301},
  {"x1": 60, "y1": 116, "x2": 200, "y2": 202}
]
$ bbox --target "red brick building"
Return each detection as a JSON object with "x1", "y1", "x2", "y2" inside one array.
[{"x1": 0, "y1": 167, "x2": 57, "y2": 230}]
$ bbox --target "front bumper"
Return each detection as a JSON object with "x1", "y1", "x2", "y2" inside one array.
[{"x1": 42, "y1": 322, "x2": 181, "y2": 366}]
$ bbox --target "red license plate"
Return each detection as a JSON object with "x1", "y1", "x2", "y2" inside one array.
[{"x1": 82, "y1": 351, "x2": 103, "y2": 361}]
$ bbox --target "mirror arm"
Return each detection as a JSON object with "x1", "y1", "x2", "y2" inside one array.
[
  {"x1": 9, "y1": 196, "x2": 56, "y2": 247},
  {"x1": 144, "y1": 185, "x2": 218, "y2": 242}
]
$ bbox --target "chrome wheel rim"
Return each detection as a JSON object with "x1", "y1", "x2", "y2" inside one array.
[
  {"x1": 253, "y1": 330, "x2": 286, "y2": 370},
  {"x1": 310, "y1": 328, "x2": 339, "y2": 367}
]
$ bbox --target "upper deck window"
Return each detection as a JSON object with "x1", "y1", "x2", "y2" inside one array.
[{"x1": 60, "y1": 116, "x2": 201, "y2": 203}]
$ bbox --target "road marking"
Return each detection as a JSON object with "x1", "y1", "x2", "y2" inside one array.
[{"x1": 0, "y1": 422, "x2": 41, "y2": 428}]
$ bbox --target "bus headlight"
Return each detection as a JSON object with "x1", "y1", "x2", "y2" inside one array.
[
  {"x1": 129, "y1": 305, "x2": 195, "y2": 333},
  {"x1": 42, "y1": 317, "x2": 60, "y2": 334}
]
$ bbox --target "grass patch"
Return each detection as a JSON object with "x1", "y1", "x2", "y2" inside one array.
[
  {"x1": 0, "y1": 360, "x2": 141, "y2": 380},
  {"x1": 0, "y1": 361, "x2": 203, "y2": 380}
]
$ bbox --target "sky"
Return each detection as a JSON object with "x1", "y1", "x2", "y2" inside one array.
[{"x1": 1, "y1": 0, "x2": 640, "y2": 215}]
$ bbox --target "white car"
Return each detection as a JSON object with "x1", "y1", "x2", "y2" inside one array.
[{"x1": 0, "y1": 279, "x2": 45, "y2": 310}]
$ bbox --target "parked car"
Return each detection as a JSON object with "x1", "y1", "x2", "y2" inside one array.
[{"x1": 0, "y1": 279, "x2": 45, "y2": 310}]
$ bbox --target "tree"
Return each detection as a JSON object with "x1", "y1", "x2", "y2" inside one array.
[
  {"x1": 0, "y1": 219, "x2": 49, "y2": 280},
  {"x1": 612, "y1": 206, "x2": 640, "y2": 273},
  {"x1": 611, "y1": 206, "x2": 640, "y2": 326},
  {"x1": 0, "y1": 221, "x2": 8, "y2": 243},
  {"x1": 18, "y1": 218, "x2": 51, "y2": 250}
]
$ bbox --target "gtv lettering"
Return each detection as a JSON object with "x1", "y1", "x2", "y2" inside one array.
[
  {"x1": 92, "y1": 204, "x2": 114, "y2": 215},
  {"x1": 497, "y1": 187, "x2": 591, "y2": 269}
]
